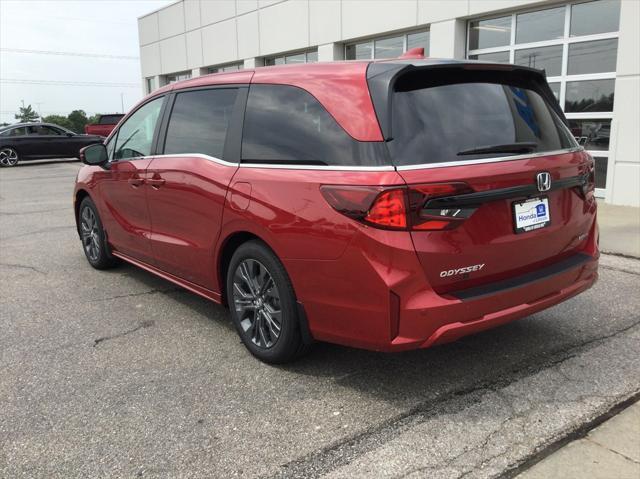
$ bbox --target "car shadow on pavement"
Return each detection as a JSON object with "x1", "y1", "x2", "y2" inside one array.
[{"x1": 114, "y1": 260, "x2": 582, "y2": 406}]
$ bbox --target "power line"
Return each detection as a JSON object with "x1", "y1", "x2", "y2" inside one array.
[
  {"x1": 1, "y1": 78, "x2": 140, "y2": 88},
  {"x1": 1, "y1": 48, "x2": 139, "y2": 60}
]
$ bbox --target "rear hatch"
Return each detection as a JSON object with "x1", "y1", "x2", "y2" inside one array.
[{"x1": 368, "y1": 62, "x2": 596, "y2": 295}]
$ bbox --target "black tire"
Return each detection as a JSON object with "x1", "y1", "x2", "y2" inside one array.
[
  {"x1": 78, "y1": 197, "x2": 118, "y2": 270},
  {"x1": 226, "y1": 240, "x2": 311, "y2": 363},
  {"x1": 0, "y1": 147, "x2": 19, "y2": 167}
]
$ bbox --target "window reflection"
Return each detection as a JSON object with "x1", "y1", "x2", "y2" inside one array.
[
  {"x1": 514, "y1": 45, "x2": 563, "y2": 76},
  {"x1": 565, "y1": 80, "x2": 615, "y2": 112},
  {"x1": 516, "y1": 7, "x2": 565, "y2": 44},
  {"x1": 469, "y1": 16, "x2": 511, "y2": 50},
  {"x1": 568, "y1": 39, "x2": 618, "y2": 75},
  {"x1": 568, "y1": 119, "x2": 611, "y2": 150},
  {"x1": 571, "y1": 0, "x2": 621, "y2": 36}
]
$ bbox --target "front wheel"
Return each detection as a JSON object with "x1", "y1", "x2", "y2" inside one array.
[
  {"x1": 227, "y1": 240, "x2": 310, "y2": 363},
  {"x1": 0, "y1": 147, "x2": 19, "y2": 167},
  {"x1": 78, "y1": 197, "x2": 118, "y2": 270}
]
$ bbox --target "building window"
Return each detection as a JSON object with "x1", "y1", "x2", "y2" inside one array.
[
  {"x1": 145, "y1": 77, "x2": 155, "y2": 94},
  {"x1": 264, "y1": 49, "x2": 318, "y2": 66},
  {"x1": 165, "y1": 71, "x2": 191, "y2": 84},
  {"x1": 345, "y1": 30, "x2": 430, "y2": 60},
  {"x1": 207, "y1": 62, "x2": 244, "y2": 74},
  {"x1": 467, "y1": 0, "x2": 621, "y2": 195}
]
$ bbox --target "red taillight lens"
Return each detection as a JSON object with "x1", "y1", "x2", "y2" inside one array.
[
  {"x1": 321, "y1": 182, "x2": 474, "y2": 231},
  {"x1": 365, "y1": 189, "x2": 407, "y2": 229}
]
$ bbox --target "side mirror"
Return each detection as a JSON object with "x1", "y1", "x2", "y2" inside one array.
[{"x1": 80, "y1": 143, "x2": 108, "y2": 166}]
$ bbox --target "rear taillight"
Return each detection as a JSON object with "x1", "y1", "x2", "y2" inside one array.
[{"x1": 320, "y1": 182, "x2": 475, "y2": 231}]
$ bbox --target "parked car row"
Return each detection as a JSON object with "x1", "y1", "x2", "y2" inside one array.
[{"x1": 0, "y1": 120, "x2": 118, "y2": 167}]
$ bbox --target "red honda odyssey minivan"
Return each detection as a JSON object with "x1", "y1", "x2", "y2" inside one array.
[{"x1": 75, "y1": 53, "x2": 599, "y2": 363}]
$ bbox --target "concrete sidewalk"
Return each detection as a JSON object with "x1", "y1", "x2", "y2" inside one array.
[
  {"x1": 598, "y1": 202, "x2": 640, "y2": 258},
  {"x1": 517, "y1": 401, "x2": 640, "y2": 479}
]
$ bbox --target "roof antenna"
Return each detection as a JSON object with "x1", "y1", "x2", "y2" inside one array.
[{"x1": 399, "y1": 47, "x2": 425, "y2": 59}]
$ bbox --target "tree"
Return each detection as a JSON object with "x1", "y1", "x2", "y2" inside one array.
[
  {"x1": 67, "y1": 110, "x2": 90, "y2": 134},
  {"x1": 14, "y1": 104, "x2": 39, "y2": 123},
  {"x1": 41, "y1": 114, "x2": 74, "y2": 131}
]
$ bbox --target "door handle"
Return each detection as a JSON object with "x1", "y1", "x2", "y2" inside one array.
[
  {"x1": 147, "y1": 178, "x2": 165, "y2": 189},
  {"x1": 128, "y1": 177, "x2": 144, "y2": 187}
]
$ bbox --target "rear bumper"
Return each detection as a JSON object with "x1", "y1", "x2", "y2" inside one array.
[
  {"x1": 397, "y1": 254, "x2": 598, "y2": 351},
  {"x1": 286, "y1": 221, "x2": 599, "y2": 353}
]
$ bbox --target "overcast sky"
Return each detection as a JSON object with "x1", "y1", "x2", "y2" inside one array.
[{"x1": 0, "y1": 0, "x2": 173, "y2": 123}]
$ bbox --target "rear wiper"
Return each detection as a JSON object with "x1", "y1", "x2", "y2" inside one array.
[{"x1": 457, "y1": 142, "x2": 538, "y2": 156}]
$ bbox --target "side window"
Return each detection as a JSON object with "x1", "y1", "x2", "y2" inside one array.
[
  {"x1": 241, "y1": 84, "x2": 389, "y2": 167},
  {"x1": 113, "y1": 97, "x2": 164, "y2": 160},
  {"x1": 164, "y1": 88, "x2": 238, "y2": 159},
  {"x1": 43, "y1": 126, "x2": 63, "y2": 135}
]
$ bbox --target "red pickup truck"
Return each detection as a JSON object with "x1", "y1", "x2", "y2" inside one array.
[{"x1": 84, "y1": 114, "x2": 124, "y2": 137}]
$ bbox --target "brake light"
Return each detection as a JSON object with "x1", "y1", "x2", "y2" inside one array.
[
  {"x1": 365, "y1": 189, "x2": 407, "y2": 228},
  {"x1": 321, "y1": 182, "x2": 475, "y2": 231}
]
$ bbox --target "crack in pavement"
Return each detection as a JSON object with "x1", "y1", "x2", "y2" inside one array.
[
  {"x1": 93, "y1": 320, "x2": 155, "y2": 347},
  {"x1": 585, "y1": 437, "x2": 640, "y2": 465},
  {"x1": 264, "y1": 320, "x2": 640, "y2": 479},
  {"x1": 0, "y1": 262, "x2": 46, "y2": 274}
]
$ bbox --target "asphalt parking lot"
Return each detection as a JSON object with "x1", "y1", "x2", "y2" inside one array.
[{"x1": 1, "y1": 160, "x2": 639, "y2": 479}]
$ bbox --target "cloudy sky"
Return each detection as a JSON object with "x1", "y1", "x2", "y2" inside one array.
[{"x1": 0, "y1": 0, "x2": 173, "y2": 123}]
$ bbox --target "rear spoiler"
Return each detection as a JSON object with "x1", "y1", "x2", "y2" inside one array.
[{"x1": 366, "y1": 61, "x2": 567, "y2": 142}]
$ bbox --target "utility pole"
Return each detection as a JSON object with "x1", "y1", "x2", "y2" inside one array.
[
  {"x1": 35, "y1": 102, "x2": 44, "y2": 120},
  {"x1": 120, "y1": 93, "x2": 124, "y2": 113}
]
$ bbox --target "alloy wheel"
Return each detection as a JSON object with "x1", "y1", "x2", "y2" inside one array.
[
  {"x1": 232, "y1": 259, "x2": 282, "y2": 349},
  {"x1": 80, "y1": 206, "x2": 101, "y2": 262},
  {"x1": 0, "y1": 148, "x2": 18, "y2": 166}
]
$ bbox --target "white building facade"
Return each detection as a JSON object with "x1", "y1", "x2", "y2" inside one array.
[{"x1": 138, "y1": 0, "x2": 639, "y2": 206}]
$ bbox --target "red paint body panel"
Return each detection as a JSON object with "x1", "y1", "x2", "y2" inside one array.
[{"x1": 74, "y1": 60, "x2": 599, "y2": 355}]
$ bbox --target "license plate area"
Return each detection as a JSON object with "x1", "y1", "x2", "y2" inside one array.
[{"x1": 513, "y1": 196, "x2": 551, "y2": 234}]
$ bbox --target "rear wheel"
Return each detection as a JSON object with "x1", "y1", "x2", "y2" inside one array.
[
  {"x1": 79, "y1": 197, "x2": 118, "y2": 270},
  {"x1": 0, "y1": 147, "x2": 19, "y2": 167},
  {"x1": 227, "y1": 240, "x2": 310, "y2": 363}
]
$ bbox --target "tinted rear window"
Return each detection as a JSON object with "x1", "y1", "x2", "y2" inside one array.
[
  {"x1": 241, "y1": 84, "x2": 389, "y2": 167},
  {"x1": 389, "y1": 71, "x2": 576, "y2": 166},
  {"x1": 99, "y1": 115, "x2": 124, "y2": 125}
]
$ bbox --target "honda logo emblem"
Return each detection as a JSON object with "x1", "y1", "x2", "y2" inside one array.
[{"x1": 536, "y1": 172, "x2": 552, "y2": 192}]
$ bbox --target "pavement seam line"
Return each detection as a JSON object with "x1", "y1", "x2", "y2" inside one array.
[{"x1": 498, "y1": 394, "x2": 640, "y2": 478}]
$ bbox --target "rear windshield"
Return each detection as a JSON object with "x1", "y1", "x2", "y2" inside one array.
[
  {"x1": 99, "y1": 115, "x2": 124, "y2": 125},
  {"x1": 389, "y1": 70, "x2": 576, "y2": 166}
]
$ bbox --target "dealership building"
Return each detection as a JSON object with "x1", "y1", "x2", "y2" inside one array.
[{"x1": 138, "y1": 0, "x2": 639, "y2": 206}]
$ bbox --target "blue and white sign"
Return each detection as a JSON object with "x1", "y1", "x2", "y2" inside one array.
[{"x1": 513, "y1": 197, "x2": 551, "y2": 233}]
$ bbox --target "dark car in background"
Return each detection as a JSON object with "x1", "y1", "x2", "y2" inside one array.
[
  {"x1": 0, "y1": 122, "x2": 103, "y2": 167},
  {"x1": 84, "y1": 114, "x2": 125, "y2": 137}
]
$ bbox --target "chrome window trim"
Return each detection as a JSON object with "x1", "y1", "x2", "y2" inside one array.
[
  {"x1": 149, "y1": 153, "x2": 396, "y2": 170},
  {"x1": 147, "y1": 150, "x2": 584, "y2": 172},
  {"x1": 239, "y1": 163, "x2": 395, "y2": 171},
  {"x1": 394, "y1": 147, "x2": 583, "y2": 171},
  {"x1": 151, "y1": 153, "x2": 238, "y2": 167}
]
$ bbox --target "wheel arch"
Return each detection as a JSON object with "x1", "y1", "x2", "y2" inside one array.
[
  {"x1": 217, "y1": 231, "x2": 266, "y2": 306},
  {"x1": 74, "y1": 189, "x2": 91, "y2": 238}
]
